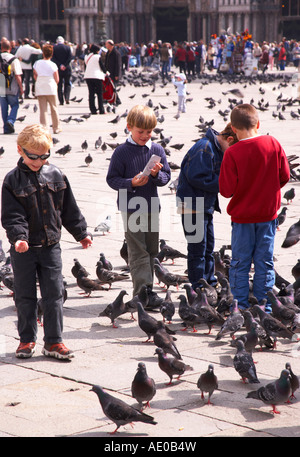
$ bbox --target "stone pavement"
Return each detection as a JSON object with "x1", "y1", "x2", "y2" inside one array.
[{"x1": 0, "y1": 65, "x2": 299, "y2": 439}]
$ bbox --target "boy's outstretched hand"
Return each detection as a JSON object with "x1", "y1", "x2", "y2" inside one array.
[
  {"x1": 80, "y1": 236, "x2": 93, "y2": 249},
  {"x1": 15, "y1": 240, "x2": 29, "y2": 253}
]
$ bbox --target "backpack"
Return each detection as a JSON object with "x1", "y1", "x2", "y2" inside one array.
[{"x1": 0, "y1": 54, "x2": 16, "y2": 89}]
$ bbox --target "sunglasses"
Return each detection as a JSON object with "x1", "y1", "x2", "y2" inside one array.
[{"x1": 23, "y1": 148, "x2": 51, "y2": 160}]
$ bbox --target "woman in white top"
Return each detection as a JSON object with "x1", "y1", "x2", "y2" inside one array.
[
  {"x1": 84, "y1": 44, "x2": 106, "y2": 114},
  {"x1": 33, "y1": 44, "x2": 61, "y2": 134}
]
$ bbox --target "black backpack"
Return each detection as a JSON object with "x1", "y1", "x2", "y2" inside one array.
[{"x1": 0, "y1": 54, "x2": 16, "y2": 89}]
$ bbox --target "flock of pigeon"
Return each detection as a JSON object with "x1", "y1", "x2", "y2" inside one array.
[{"x1": 1, "y1": 66, "x2": 300, "y2": 435}]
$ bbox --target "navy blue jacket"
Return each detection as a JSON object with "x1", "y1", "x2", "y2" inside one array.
[{"x1": 176, "y1": 128, "x2": 223, "y2": 214}]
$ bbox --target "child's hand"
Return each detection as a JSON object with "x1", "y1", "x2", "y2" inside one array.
[
  {"x1": 150, "y1": 162, "x2": 163, "y2": 177},
  {"x1": 15, "y1": 240, "x2": 29, "y2": 253},
  {"x1": 132, "y1": 173, "x2": 149, "y2": 187},
  {"x1": 80, "y1": 236, "x2": 93, "y2": 249}
]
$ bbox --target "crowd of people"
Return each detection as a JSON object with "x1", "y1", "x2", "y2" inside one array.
[{"x1": 1, "y1": 31, "x2": 300, "y2": 137}]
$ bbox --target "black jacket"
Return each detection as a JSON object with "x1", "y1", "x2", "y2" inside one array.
[
  {"x1": 105, "y1": 47, "x2": 121, "y2": 81},
  {"x1": 52, "y1": 43, "x2": 72, "y2": 68},
  {"x1": 1, "y1": 159, "x2": 88, "y2": 246}
]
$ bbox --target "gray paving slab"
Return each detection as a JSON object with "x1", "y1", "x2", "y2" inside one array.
[{"x1": 0, "y1": 65, "x2": 300, "y2": 439}]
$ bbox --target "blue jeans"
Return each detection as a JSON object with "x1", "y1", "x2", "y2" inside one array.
[
  {"x1": 182, "y1": 212, "x2": 216, "y2": 290},
  {"x1": 0, "y1": 94, "x2": 19, "y2": 132},
  {"x1": 10, "y1": 243, "x2": 64, "y2": 344},
  {"x1": 229, "y1": 220, "x2": 278, "y2": 311},
  {"x1": 161, "y1": 61, "x2": 169, "y2": 79}
]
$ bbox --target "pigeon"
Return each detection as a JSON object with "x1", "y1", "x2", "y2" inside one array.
[
  {"x1": 137, "y1": 302, "x2": 175, "y2": 342},
  {"x1": 71, "y1": 258, "x2": 90, "y2": 279},
  {"x1": 95, "y1": 136, "x2": 102, "y2": 149},
  {"x1": 159, "y1": 239, "x2": 187, "y2": 264},
  {"x1": 194, "y1": 290, "x2": 225, "y2": 334},
  {"x1": 131, "y1": 362, "x2": 156, "y2": 410},
  {"x1": 243, "y1": 309, "x2": 274, "y2": 350},
  {"x1": 285, "y1": 362, "x2": 299, "y2": 401},
  {"x1": 233, "y1": 340, "x2": 260, "y2": 384},
  {"x1": 154, "y1": 348, "x2": 192, "y2": 385},
  {"x1": 182, "y1": 283, "x2": 197, "y2": 305},
  {"x1": 170, "y1": 143, "x2": 184, "y2": 151},
  {"x1": 94, "y1": 215, "x2": 111, "y2": 235},
  {"x1": 267, "y1": 290, "x2": 298, "y2": 327},
  {"x1": 197, "y1": 279, "x2": 218, "y2": 307},
  {"x1": 215, "y1": 300, "x2": 244, "y2": 340},
  {"x1": 124, "y1": 285, "x2": 149, "y2": 318},
  {"x1": 81, "y1": 140, "x2": 88, "y2": 151},
  {"x1": 281, "y1": 219, "x2": 300, "y2": 248},
  {"x1": 159, "y1": 290, "x2": 175, "y2": 323},
  {"x1": 277, "y1": 206, "x2": 288, "y2": 228},
  {"x1": 252, "y1": 304, "x2": 294, "y2": 348},
  {"x1": 292, "y1": 259, "x2": 300, "y2": 280},
  {"x1": 99, "y1": 252, "x2": 113, "y2": 271},
  {"x1": 108, "y1": 115, "x2": 120, "y2": 124},
  {"x1": 0, "y1": 146, "x2": 4, "y2": 157},
  {"x1": 246, "y1": 369, "x2": 291, "y2": 414},
  {"x1": 283, "y1": 187, "x2": 295, "y2": 204},
  {"x1": 154, "y1": 263, "x2": 189, "y2": 290},
  {"x1": 99, "y1": 290, "x2": 128, "y2": 328},
  {"x1": 90, "y1": 385, "x2": 157, "y2": 434},
  {"x1": 120, "y1": 239, "x2": 129, "y2": 267},
  {"x1": 222, "y1": 88, "x2": 244, "y2": 98},
  {"x1": 96, "y1": 261, "x2": 129, "y2": 289},
  {"x1": 153, "y1": 321, "x2": 181, "y2": 359},
  {"x1": 197, "y1": 364, "x2": 218, "y2": 404},
  {"x1": 76, "y1": 270, "x2": 108, "y2": 296},
  {"x1": 233, "y1": 315, "x2": 259, "y2": 355},
  {"x1": 55, "y1": 144, "x2": 72, "y2": 156},
  {"x1": 178, "y1": 294, "x2": 204, "y2": 332},
  {"x1": 16, "y1": 115, "x2": 26, "y2": 122},
  {"x1": 85, "y1": 153, "x2": 93, "y2": 166}
]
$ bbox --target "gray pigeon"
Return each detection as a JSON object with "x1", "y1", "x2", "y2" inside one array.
[
  {"x1": 94, "y1": 215, "x2": 111, "y2": 235},
  {"x1": 194, "y1": 289, "x2": 225, "y2": 334},
  {"x1": 131, "y1": 362, "x2": 156, "y2": 410},
  {"x1": 285, "y1": 362, "x2": 299, "y2": 401},
  {"x1": 233, "y1": 340, "x2": 260, "y2": 384},
  {"x1": 137, "y1": 302, "x2": 175, "y2": 343},
  {"x1": 76, "y1": 270, "x2": 108, "y2": 296},
  {"x1": 155, "y1": 348, "x2": 193, "y2": 385},
  {"x1": 154, "y1": 263, "x2": 189, "y2": 289},
  {"x1": 99, "y1": 290, "x2": 128, "y2": 328},
  {"x1": 99, "y1": 252, "x2": 113, "y2": 270},
  {"x1": 215, "y1": 300, "x2": 244, "y2": 340},
  {"x1": 197, "y1": 279, "x2": 218, "y2": 307},
  {"x1": 71, "y1": 258, "x2": 90, "y2": 278},
  {"x1": 267, "y1": 290, "x2": 298, "y2": 327},
  {"x1": 153, "y1": 321, "x2": 182, "y2": 359},
  {"x1": 197, "y1": 364, "x2": 218, "y2": 405},
  {"x1": 178, "y1": 294, "x2": 204, "y2": 332},
  {"x1": 253, "y1": 304, "x2": 294, "y2": 349},
  {"x1": 96, "y1": 261, "x2": 129, "y2": 289},
  {"x1": 90, "y1": 385, "x2": 157, "y2": 434},
  {"x1": 159, "y1": 239, "x2": 187, "y2": 264},
  {"x1": 246, "y1": 369, "x2": 291, "y2": 414},
  {"x1": 124, "y1": 285, "x2": 149, "y2": 319},
  {"x1": 159, "y1": 290, "x2": 175, "y2": 323}
]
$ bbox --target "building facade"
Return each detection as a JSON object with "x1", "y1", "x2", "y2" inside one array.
[{"x1": 1, "y1": 0, "x2": 300, "y2": 45}]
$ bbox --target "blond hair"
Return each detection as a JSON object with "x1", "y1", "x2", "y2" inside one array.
[
  {"x1": 127, "y1": 105, "x2": 157, "y2": 130},
  {"x1": 17, "y1": 124, "x2": 53, "y2": 151}
]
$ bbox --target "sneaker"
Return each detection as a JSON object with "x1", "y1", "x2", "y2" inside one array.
[
  {"x1": 15, "y1": 342, "x2": 36, "y2": 358},
  {"x1": 42, "y1": 342, "x2": 74, "y2": 360}
]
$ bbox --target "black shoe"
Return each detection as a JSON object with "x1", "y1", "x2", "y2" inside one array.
[{"x1": 5, "y1": 121, "x2": 15, "y2": 133}]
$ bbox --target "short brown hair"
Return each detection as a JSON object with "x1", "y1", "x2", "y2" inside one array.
[
  {"x1": 42, "y1": 44, "x2": 53, "y2": 59},
  {"x1": 230, "y1": 103, "x2": 259, "y2": 130},
  {"x1": 127, "y1": 105, "x2": 157, "y2": 130},
  {"x1": 220, "y1": 122, "x2": 238, "y2": 146}
]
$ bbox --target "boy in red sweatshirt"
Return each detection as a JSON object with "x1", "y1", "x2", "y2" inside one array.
[{"x1": 219, "y1": 104, "x2": 290, "y2": 310}]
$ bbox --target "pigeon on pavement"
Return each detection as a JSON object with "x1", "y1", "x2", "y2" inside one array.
[
  {"x1": 155, "y1": 348, "x2": 193, "y2": 385},
  {"x1": 96, "y1": 261, "x2": 129, "y2": 288},
  {"x1": 159, "y1": 239, "x2": 187, "y2": 264},
  {"x1": 246, "y1": 369, "x2": 291, "y2": 414},
  {"x1": 197, "y1": 279, "x2": 218, "y2": 307},
  {"x1": 153, "y1": 321, "x2": 182, "y2": 359},
  {"x1": 137, "y1": 302, "x2": 175, "y2": 343},
  {"x1": 90, "y1": 385, "x2": 157, "y2": 434},
  {"x1": 252, "y1": 304, "x2": 294, "y2": 348},
  {"x1": 233, "y1": 340, "x2": 260, "y2": 384},
  {"x1": 285, "y1": 362, "x2": 299, "y2": 401},
  {"x1": 71, "y1": 258, "x2": 90, "y2": 279},
  {"x1": 154, "y1": 263, "x2": 189, "y2": 290},
  {"x1": 131, "y1": 362, "x2": 156, "y2": 410},
  {"x1": 159, "y1": 290, "x2": 175, "y2": 323},
  {"x1": 94, "y1": 215, "x2": 112, "y2": 235},
  {"x1": 197, "y1": 364, "x2": 218, "y2": 405},
  {"x1": 283, "y1": 187, "x2": 295, "y2": 204},
  {"x1": 215, "y1": 300, "x2": 244, "y2": 340},
  {"x1": 194, "y1": 289, "x2": 225, "y2": 334},
  {"x1": 99, "y1": 290, "x2": 128, "y2": 328},
  {"x1": 178, "y1": 294, "x2": 204, "y2": 332},
  {"x1": 281, "y1": 219, "x2": 300, "y2": 248},
  {"x1": 76, "y1": 270, "x2": 108, "y2": 296}
]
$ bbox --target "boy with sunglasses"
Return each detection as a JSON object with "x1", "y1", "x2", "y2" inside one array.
[{"x1": 1, "y1": 124, "x2": 92, "y2": 359}]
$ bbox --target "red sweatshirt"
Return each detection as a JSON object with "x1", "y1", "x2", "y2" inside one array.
[{"x1": 219, "y1": 135, "x2": 290, "y2": 223}]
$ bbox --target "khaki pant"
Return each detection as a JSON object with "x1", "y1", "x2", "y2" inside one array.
[
  {"x1": 121, "y1": 212, "x2": 159, "y2": 296},
  {"x1": 37, "y1": 95, "x2": 60, "y2": 133}
]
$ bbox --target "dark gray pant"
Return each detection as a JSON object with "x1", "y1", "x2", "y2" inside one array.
[
  {"x1": 122, "y1": 212, "x2": 159, "y2": 296},
  {"x1": 10, "y1": 243, "x2": 64, "y2": 344}
]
